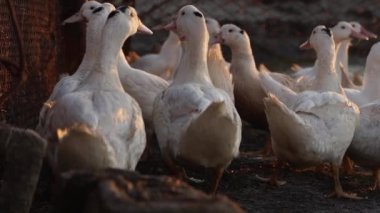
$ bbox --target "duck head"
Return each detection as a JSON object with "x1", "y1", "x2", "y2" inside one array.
[
  {"x1": 106, "y1": 5, "x2": 153, "y2": 38},
  {"x1": 90, "y1": 3, "x2": 116, "y2": 21},
  {"x1": 206, "y1": 17, "x2": 221, "y2": 46},
  {"x1": 120, "y1": 6, "x2": 153, "y2": 35},
  {"x1": 164, "y1": 5, "x2": 207, "y2": 42},
  {"x1": 62, "y1": 2, "x2": 115, "y2": 26},
  {"x1": 62, "y1": 1, "x2": 102, "y2": 25},
  {"x1": 216, "y1": 24, "x2": 248, "y2": 48},
  {"x1": 331, "y1": 21, "x2": 368, "y2": 43},
  {"x1": 350, "y1": 21, "x2": 377, "y2": 39},
  {"x1": 300, "y1": 25, "x2": 334, "y2": 51}
]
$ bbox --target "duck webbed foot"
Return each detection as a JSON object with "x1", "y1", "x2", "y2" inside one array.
[
  {"x1": 255, "y1": 160, "x2": 286, "y2": 187},
  {"x1": 255, "y1": 174, "x2": 287, "y2": 187},
  {"x1": 328, "y1": 164, "x2": 362, "y2": 200}
]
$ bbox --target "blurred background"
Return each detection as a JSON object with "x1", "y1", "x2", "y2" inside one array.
[
  {"x1": 0, "y1": 0, "x2": 379, "y2": 127},
  {"x1": 133, "y1": 0, "x2": 380, "y2": 67}
]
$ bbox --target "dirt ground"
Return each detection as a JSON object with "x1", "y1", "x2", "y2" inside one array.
[
  {"x1": 137, "y1": 124, "x2": 380, "y2": 213},
  {"x1": 30, "y1": 124, "x2": 380, "y2": 213}
]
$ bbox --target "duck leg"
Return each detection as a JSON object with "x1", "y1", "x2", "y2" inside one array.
[
  {"x1": 262, "y1": 137, "x2": 273, "y2": 156},
  {"x1": 139, "y1": 131, "x2": 155, "y2": 161},
  {"x1": 255, "y1": 160, "x2": 286, "y2": 186},
  {"x1": 161, "y1": 149, "x2": 187, "y2": 179},
  {"x1": 314, "y1": 163, "x2": 331, "y2": 176},
  {"x1": 251, "y1": 137, "x2": 273, "y2": 158},
  {"x1": 328, "y1": 164, "x2": 362, "y2": 199},
  {"x1": 370, "y1": 168, "x2": 380, "y2": 191},
  {"x1": 341, "y1": 155, "x2": 355, "y2": 175},
  {"x1": 208, "y1": 166, "x2": 224, "y2": 195}
]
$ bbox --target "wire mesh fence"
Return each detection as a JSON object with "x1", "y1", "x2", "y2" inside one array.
[
  {"x1": 0, "y1": 0, "x2": 59, "y2": 128},
  {"x1": 0, "y1": 0, "x2": 133, "y2": 128}
]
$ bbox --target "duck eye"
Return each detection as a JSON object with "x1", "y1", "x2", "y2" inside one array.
[
  {"x1": 181, "y1": 11, "x2": 185, "y2": 16},
  {"x1": 228, "y1": 29, "x2": 233, "y2": 33},
  {"x1": 312, "y1": 30, "x2": 316, "y2": 34},
  {"x1": 90, "y1": 6, "x2": 95, "y2": 10},
  {"x1": 92, "y1": 7, "x2": 104, "y2": 14},
  {"x1": 240, "y1": 30, "x2": 244, "y2": 34},
  {"x1": 117, "y1": 6, "x2": 127, "y2": 13},
  {"x1": 193, "y1": 11, "x2": 203, "y2": 18},
  {"x1": 130, "y1": 12, "x2": 134, "y2": 17},
  {"x1": 341, "y1": 26, "x2": 346, "y2": 30},
  {"x1": 108, "y1": 10, "x2": 119, "y2": 19}
]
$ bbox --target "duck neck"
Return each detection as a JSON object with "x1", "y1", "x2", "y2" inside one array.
[
  {"x1": 118, "y1": 50, "x2": 131, "y2": 69},
  {"x1": 361, "y1": 62, "x2": 380, "y2": 101},
  {"x1": 160, "y1": 31, "x2": 181, "y2": 61},
  {"x1": 208, "y1": 43, "x2": 225, "y2": 61},
  {"x1": 72, "y1": 20, "x2": 103, "y2": 79},
  {"x1": 313, "y1": 43, "x2": 344, "y2": 94},
  {"x1": 335, "y1": 39, "x2": 350, "y2": 73},
  {"x1": 333, "y1": 40, "x2": 345, "y2": 82},
  {"x1": 83, "y1": 24, "x2": 127, "y2": 92},
  {"x1": 230, "y1": 40, "x2": 259, "y2": 78},
  {"x1": 173, "y1": 34, "x2": 212, "y2": 85}
]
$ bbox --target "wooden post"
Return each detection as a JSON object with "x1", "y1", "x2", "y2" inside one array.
[{"x1": 0, "y1": 125, "x2": 47, "y2": 213}]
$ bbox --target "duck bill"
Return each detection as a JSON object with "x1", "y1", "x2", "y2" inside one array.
[
  {"x1": 350, "y1": 30, "x2": 369, "y2": 40},
  {"x1": 137, "y1": 22, "x2": 153, "y2": 35},
  {"x1": 151, "y1": 24, "x2": 164, "y2": 31},
  {"x1": 209, "y1": 33, "x2": 223, "y2": 46},
  {"x1": 163, "y1": 21, "x2": 177, "y2": 31},
  {"x1": 62, "y1": 12, "x2": 84, "y2": 25},
  {"x1": 360, "y1": 27, "x2": 378, "y2": 39},
  {"x1": 299, "y1": 40, "x2": 312, "y2": 50}
]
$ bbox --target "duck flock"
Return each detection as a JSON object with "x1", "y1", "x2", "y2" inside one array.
[{"x1": 35, "y1": 1, "x2": 380, "y2": 200}]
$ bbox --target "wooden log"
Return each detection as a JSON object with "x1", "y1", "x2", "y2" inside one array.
[
  {"x1": 0, "y1": 125, "x2": 47, "y2": 213},
  {"x1": 54, "y1": 169, "x2": 244, "y2": 213}
]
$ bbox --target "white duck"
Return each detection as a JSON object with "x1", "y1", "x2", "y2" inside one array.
[
  {"x1": 115, "y1": 8, "x2": 168, "y2": 155},
  {"x1": 215, "y1": 24, "x2": 295, "y2": 129},
  {"x1": 345, "y1": 42, "x2": 380, "y2": 106},
  {"x1": 44, "y1": 5, "x2": 152, "y2": 171},
  {"x1": 347, "y1": 100, "x2": 380, "y2": 190},
  {"x1": 336, "y1": 21, "x2": 377, "y2": 77},
  {"x1": 292, "y1": 21, "x2": 368, "y2": 86},
  {"x1": 131, "y1": 30, "x2": 182, "y2": 80},
  {"x1": 49, "y1": 3, "x2": 166, "y2": 156},
  {"x1": 206, "y1": 17, "x2": 234, "y2": 102},
  {"x1": 343, "y1": 42, "x2": 380, "y2": 190},
  {"x1": 36, "y1": 0, "x2": 103, "y2": 135},
  {"x1": 259, "y1": 26, "x2": 360, "y2": 199},
  {"x1": 153, "y1": 5, "x2": 241, "y2": 194}
]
